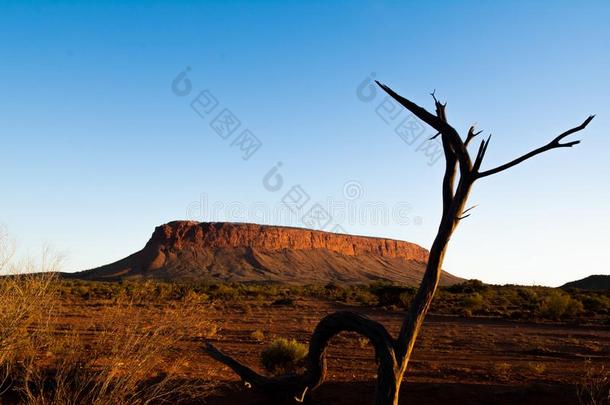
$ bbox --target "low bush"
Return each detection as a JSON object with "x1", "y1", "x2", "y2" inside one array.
[
  {"x1": 463, "y1": 293, "x2": 485, "y2": 312},
  {"x1": 260, "y1": 338, "x2": 308, "y2": 374},
  {"x1": 539, "y1": 292, "x2": 584, "y2": 320},
  {"x1": 447, "y1": 279, "x2": 487, "y2": 294},
  {"x1": 371, "y1": 284, "x2": 416, "y2": 308},
  {"x1": 580, "y1": 294, "x2": 610, "y2": 313}
]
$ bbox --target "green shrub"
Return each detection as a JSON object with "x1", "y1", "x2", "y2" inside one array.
[
  {"x1": 371, "y1": 285, "x2": 416, "y2": 308},
  {"x1": 539, "y1": 292, "x2": 584, "y2": 319},
  {"x1": 210, "y1": 284, "x2": 239, "y2": 300},
  {"x1": 398, "y1": 291, "x2": 414, "y2": 307},
  {"x1": 352, "y1": 289, "x2": 378, "y2": 306},
  {"x1": 517, "y1": 287, "x2": 540, "y2": 310},
  {"x1": 463, "y1": 293, "x2": 485, "y2": 312},
  {"x1": 580, "y1": 294, "x2": 610, "y2": 313},
  {"x1": 447, "y1": 279, "x2": 487, "y2": 294},
  {"x1": 324, "y1": 282, "x2": 341, "y2": 293},
  {"x1": 260, "y1": 338, "x2": 308, "y2": 374}
]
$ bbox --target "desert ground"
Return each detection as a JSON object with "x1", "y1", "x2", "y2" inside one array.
[
  {"x1": 202, "y1": 299, "x2": 609, "y2": 404},
  {"x1": 14, "y1": 288, "x2": 607, "y2": 405},
  {"x1": 2, "y1": 276, "x2": 609, "y2": 405}
]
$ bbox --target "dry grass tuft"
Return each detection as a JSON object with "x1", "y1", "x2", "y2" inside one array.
[
  {"x1": 577, "y1": 361, "x2": 610, "y2": 405},
  {"x1": 0, "y1": 228, "x2": 217, "y2": 404},
  {"x1": 250, "y1": 330, "x2": 265, "y2": 342},
  {"x1": 0, "y1": 229, "x2": 60, "y2": 397}
]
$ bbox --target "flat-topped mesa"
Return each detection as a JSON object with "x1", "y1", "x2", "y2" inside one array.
[
  {"x1": 146, "y1": 221, "x2": 429, "y2": 263},
  {"x1": 74, "y1": 220, "x2": 462, "y2": 285}
]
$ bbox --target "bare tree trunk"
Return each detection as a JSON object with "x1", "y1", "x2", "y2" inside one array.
[{"x1": 203, "y1": 82, "x2": 593, "y2": 404}]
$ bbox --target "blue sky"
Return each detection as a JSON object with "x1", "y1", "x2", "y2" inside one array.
[{"x1": 1, "y1": 1, "x2": 608, "y2": 286}]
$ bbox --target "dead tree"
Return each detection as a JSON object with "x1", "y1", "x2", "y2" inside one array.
[{"x1": 204, "y1": 82, "x2": 594, "y2": 405}]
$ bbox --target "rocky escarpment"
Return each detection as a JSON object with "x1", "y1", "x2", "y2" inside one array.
[
  {"x1": 145, "y1": 221, "x2": 430, "y2": 266},
  {"x1": 72, "y1": 221, "x2": 463, "y2": 285}
]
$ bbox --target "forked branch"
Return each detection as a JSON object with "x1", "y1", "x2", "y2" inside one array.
[
  {"x1": 465, "y1": 125, "x2": 483, "y2": 147},
  {"x1": 375, "y1": 81, "x2": 472, "y2": 174},
  {"x1": 476, "y1": 115, "x2": 595, "y2": 178}
]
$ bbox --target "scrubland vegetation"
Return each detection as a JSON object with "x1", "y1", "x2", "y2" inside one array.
[
  {"x1": 2, "y1": 272, "x2": 609, "y2": 404},
  {"x1": 1, "y1": 276, "x2": 217, "y2": 404},
  {"x1": 54, "y1": 278, "x2": 609, "y2": 324}
]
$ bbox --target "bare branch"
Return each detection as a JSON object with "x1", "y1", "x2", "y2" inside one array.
[
  {"x1": 375, "y1": 81, "x2": 473, "y2": 173},
  {"x1": 204, "y1": 311, "x2": 397, "y2": 402},
  {"x1": 472, "y1": 134, "x2": 492, "y2": 173},
  {"x1": 203, "y1": 342, "x2": 272, "y2": 388},
  {"x1": 426, "y1": 89, "x2": 460, "y2": 217},
  {"x1": 305, "y1": 311, "x2": 396, "y2": 392},
  {"x1": 375, "y1": 81, "x2": 443, "y2": 132},
  {"x1": 430, "y1": 90, "x2": 447, "y2": 123},
  {"x1": 476, "y1": 115, "x2": 594, "y2": 178},
  {"x1": 461, "y1": 205, "x2": 478, "y2": 216},
  {"x1": 465, "y1": 126, "x2": 483, "y2": 147}
]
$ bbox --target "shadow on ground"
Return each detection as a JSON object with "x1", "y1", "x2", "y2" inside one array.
[{"x1": 205, "y1": 380, "x2": 578, "y2": 405}]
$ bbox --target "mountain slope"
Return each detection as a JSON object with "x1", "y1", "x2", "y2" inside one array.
[
  {"x1": 71, "y1": 221, "x2": 463, "y2": 285},
  {"x1": 561, "y1": 275, "x2": 610, "y2": 291}
]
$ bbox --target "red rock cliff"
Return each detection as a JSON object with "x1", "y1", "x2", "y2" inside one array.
[{"x1": 145, "y1": 221, "x2": 429, "y2": 263}]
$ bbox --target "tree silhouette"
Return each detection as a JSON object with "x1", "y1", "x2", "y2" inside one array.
[{"x1": 204, "y1": 82, "x2": 594, "y2": 405}]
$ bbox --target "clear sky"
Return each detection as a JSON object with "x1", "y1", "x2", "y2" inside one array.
[{"x1": 1, "y1": 1, "x2": 608, "y2": 286}]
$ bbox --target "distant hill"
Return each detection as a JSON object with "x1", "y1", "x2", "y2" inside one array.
[
  {"x1": 561, "y1": 275, "x2": 610, "y2": 291},
  {"x1": 68, "y1": 221, "x2": 463, "y2": 286}
]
